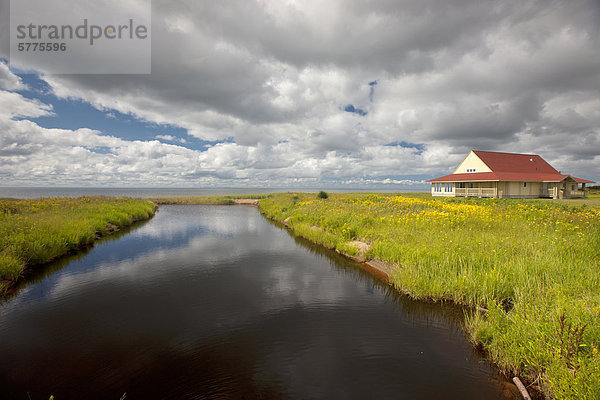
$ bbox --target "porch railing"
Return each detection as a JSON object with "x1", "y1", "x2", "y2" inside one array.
[
  {"x1": 540, "y1": 188, "x2": 556, "y2": 198},
  {"x1": 455, "y1": 187, "x2": 496, "y2": 197},
  {"x1": 568, "y1": 190, "x2": 586, "y2": 198}
]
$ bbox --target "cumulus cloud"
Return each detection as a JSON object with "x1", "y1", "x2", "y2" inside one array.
[
  {"x1": 0, "y1": 62, "x2": 25, "y2": 91},
  {"x1": 155, "y1": 134, "x2": 187, "y2": 144},
  {"x1": 0, "y1": 85, "x2": 430, "y2": 186},
  {"x1": 0, "y1": 91, "x2": 53, "y2": 120},
  {"x1": 0, "y1": 0, "x2": 599, "y2": 185}
]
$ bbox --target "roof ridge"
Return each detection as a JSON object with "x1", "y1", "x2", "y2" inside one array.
[{"x1": 472, "y1": 150, "x2": 537, "y2": 156}]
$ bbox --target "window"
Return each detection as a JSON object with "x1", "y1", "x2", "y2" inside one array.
[
  {"x1": 433, "y1": 183, "x2": 453, "y2": 193},
  {"x1": 468, "y1": 183, "x2": 474, "y2": 188},
  {"x1": 523, "y1": 182, "x2": 527, "y2": 188},
  {"x1": 457, "y1": 182, "x2": 466, "y2": 188},
  {"x1": 572, "y1": 185, "x2": 576, "y2": 191}
]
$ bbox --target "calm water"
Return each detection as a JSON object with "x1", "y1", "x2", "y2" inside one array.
[
  {"x1": 0, "y1": 187, "x2": 428, "y2": 199},
  {"x1": 0, "y1": 206, "x2": 517, "y2": 399}
]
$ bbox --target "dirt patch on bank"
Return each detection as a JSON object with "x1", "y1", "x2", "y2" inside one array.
[{"x1": 233, "y1": 199, "x2": 260, "y2": 206}]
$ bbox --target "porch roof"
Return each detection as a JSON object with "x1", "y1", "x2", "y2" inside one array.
[
  {"x1": 574, "y1": 177, "x2": 596, "y2": 183},
  {"x1": 427, "y1": 172, "x2": 595, "y2": 183}
]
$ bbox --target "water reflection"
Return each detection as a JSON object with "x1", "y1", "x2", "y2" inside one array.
[{"x1": 0, "y1": 206, "x2": 518, "y2": 399}]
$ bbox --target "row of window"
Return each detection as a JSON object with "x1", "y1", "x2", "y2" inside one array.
[
  {"x1": 433, "y1": 183, "x2": 454, "y2": 193},
  {"x1": 435, "y1": 183, "x2": 578, "y2": 192},
  {"x1": 466, "y1": 168, "x2": 477, "y2": 172},
  {"x1": 435, "y1": 182, "x2": 577, "y2": 191}
]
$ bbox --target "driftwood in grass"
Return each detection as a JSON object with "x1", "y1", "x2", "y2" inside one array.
[{"x1": 512, "y1": 377, "x2": 532, "y2": 400}]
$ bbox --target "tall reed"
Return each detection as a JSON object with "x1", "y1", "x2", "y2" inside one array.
[{"x1": 0, "y1": 196, "x2": 156, "y2": 289}]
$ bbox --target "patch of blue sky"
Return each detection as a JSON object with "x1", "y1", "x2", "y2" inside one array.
[
  {"x1": 343, "y1": 104, "x2": 367, "y2": 116},
  {"x1": 86, "y1": 146, "x2": 115, "y2": 155},
  {"x1": 384, "y1": 141, "x2": 425, "y2": 154},
  {"x1": 368, "y1": 80, "x2": 377, "y2": 102},
  {"x1": 10, "y1": 70, "x2": 224, "y2": 151}
]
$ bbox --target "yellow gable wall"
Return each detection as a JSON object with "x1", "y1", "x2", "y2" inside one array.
[{"x1": 453, "y1": 151, "x2": 492, "y2": 174}]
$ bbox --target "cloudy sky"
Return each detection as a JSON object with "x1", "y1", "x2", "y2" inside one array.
[{"x1": 1, "y1": 0, "x2": 599, "y2": 187}]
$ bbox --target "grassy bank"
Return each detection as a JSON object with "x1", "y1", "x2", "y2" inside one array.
[
  {"x1": 259, "y1": 192, "x2": 600, "y2": 399},
  {"x1": 151, "y1": 194, "x2": 272, "y2": 205},
  {"x1": 0, "y1": 196, "x2": 156, "y2": 291}
]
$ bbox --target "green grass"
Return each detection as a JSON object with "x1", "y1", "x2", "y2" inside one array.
[
  {"x1": 0, "y1": 196, "x2": 156, "y2": 290},
  {"x1": 150, "y1": 194, "x2": 272, "y2": 205},
  {"x1": 259, "y1": 192, "x2": 600, "y2": 399}
]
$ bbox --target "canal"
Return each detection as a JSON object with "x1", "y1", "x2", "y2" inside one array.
[{"x1": 0, "y1": 205, "x2": 518, "y2": 399}]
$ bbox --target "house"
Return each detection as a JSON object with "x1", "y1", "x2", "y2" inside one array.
[{"x1": 427, "y1": 150, "x2": 595, "y2": 199}]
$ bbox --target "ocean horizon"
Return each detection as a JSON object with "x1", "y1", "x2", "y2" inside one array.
[{"x1": 0, "y1": 186, "x2": 429, "y2": 199}]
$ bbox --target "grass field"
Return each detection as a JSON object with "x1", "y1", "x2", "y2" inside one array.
[
  {"x1": 150, "y1": 194, "x2": 272, "y2": 205},
  {"x1": 259, "y1": 192, "x2": 600, "y2": 399},
  {"x1": 0, "y1": 197, "x2": 156, "y2": 291}
]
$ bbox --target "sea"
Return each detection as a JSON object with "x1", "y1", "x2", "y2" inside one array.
[{"x1": 0, "y1": 187, "x2": 428, "y2": 199}]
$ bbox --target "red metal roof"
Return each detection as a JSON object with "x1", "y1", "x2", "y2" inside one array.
[
  {"x1": 473, "y1": 151, "x2": 559, "y2": 174},
  {"x1": 427, "y1": 151, "x2": 596, "y2": 183}
]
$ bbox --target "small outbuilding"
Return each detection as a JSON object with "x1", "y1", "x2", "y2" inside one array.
[{"x1": 427, "y1": 150, "x2": 595, "y2": 199}]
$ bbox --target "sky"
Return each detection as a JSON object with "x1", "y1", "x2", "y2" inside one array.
[{"x1": 0, "y1": 0, "x2": 599, "y2": 188}]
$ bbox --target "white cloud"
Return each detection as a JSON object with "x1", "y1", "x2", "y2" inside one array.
[
  {"x1": 0, "y1": 89, "x2": 430, "y2": 186},
  {"x1": 0, "y1": 91, "x2": 53, "y2": 119},
  {"x1": 0, "y1": 63, "x2": 26, "y2": 91},
  {"x1": 155, "y1": 134, "x2": 175, "y2": 141},
  {"x1": 155, "y1": 134, "x2": 186, "y2": 143}
]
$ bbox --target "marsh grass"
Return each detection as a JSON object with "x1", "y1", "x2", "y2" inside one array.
[
  {"x1": 259, "y1": 192, "x2": 600, "y2": 399},
  {"x1": 0, "y1": 196, "x2": 156, "y2": 290}
]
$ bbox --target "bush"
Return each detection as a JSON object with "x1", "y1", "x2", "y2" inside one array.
[{"x1": 317, "y1": 191, "x2": 328, "y2": 199}]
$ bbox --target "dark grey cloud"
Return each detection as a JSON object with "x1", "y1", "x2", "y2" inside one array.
[{"x1": 179, "y1": 0, "x2": 506, "y2": 72}]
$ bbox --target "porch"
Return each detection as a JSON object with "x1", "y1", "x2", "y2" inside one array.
[
  {"x1": 433, "y1": 180, "x2": 589, "y2": 199},
  {"x1": 559, "y1": 180, "x2": 587, "y2": 199},
  {"x1": 540, "y1": 186, "x2": 557, "y2": 198}
]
